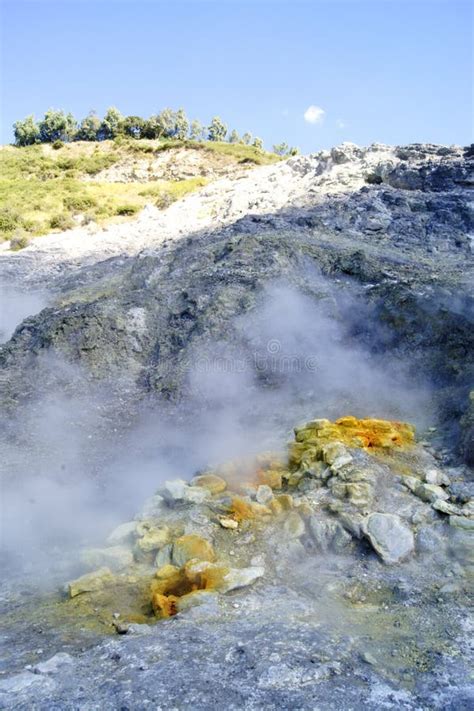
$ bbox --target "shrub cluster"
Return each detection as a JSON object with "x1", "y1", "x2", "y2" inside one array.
[{"x1": 12, "y1": 107, "x2": 295, "y2": 153}]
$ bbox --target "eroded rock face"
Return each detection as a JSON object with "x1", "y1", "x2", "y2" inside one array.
[{"x1": 0, "y1": 144, "x2": 472, "y2": 466}]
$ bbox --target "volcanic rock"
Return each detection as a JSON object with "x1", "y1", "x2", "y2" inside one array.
[
  {"x1": 67, "y1": 567, "x2": 115, "y2": 598},
  {"x1": 363, "y1": 513, "x2": 415, "y2": 564}
]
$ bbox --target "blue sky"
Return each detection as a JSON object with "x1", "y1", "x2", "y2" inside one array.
[{"x1": 1, "y1": 0, "x2": 472, "y2": 152}]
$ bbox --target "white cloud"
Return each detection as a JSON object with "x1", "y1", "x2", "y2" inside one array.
[
  {"x1": 336, "y1": 119, "x2": 347, "y2": 129},
  {"x1": 304, "y1": 105, "x2": 325, "y2": 124}
]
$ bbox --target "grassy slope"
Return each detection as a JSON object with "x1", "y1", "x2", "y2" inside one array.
[{"x1": 0, "y1": 139, "x2": 280, "y2": 246}]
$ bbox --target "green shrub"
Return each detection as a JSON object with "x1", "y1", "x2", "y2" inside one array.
[
  {"x1": 155, "y1": 192, "x2": 174, "y2": 210},
  {"x1": 0, "y1": 207, "x2": 23, "y2": 235},
  {"x1": 57, "y1": 157, "x2": 76, "y2": 170},
  {"x1": 52, "y1": 139, "x2": 64, "y2": 150},
  {"x1": 128, "y1": 143, "x2": 154, "y2": 154},
  {"x1": 10, "y1": 230, "x2": 30, "y2": 250},
  {"x1": 49, "y1": 213, "x2": 75, "y2": 230},
  {"x1": 63, "y1": 194, "x2": 98, "y2": 211},
  {"x1": 115, "y1": 204, "x2": 140, "y2": 216}
]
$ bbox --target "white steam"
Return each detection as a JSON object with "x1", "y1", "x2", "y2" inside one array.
[{"x1": 0, "y1": 279, "x2": 432, "y2": 575}]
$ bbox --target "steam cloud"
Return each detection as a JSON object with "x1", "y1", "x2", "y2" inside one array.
[{"x1": 0, "y1": 279, "x2": 432, "y2": 576}]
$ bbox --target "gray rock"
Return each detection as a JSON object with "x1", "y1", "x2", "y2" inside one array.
[
  {"x1": 256, "y1": 485, "x2": 273, "y2": 505},
  {"x1": 176, "y1": 590, "x2": 219, "y2": 613},
  {"x1": 338, "y1": 511, "x2": 364, "y2": 539},
  {"x1": 363, "y1": 513, "x2": 415, "y2": 564},
  {"x1": 449, "y1": 482, "x2": 474, "y2": 504},
  {"x1": 415, "y1": 525, "x2": 446, "y2": 554},
  {"x1": 425, "y1": 468, "x2": 450, "y2": 486},
  {"x1": 220, "y1": 566, "x2": 265, "y2": 593},
  {"x1": 67, "y1": 567, "x2": 114, "y2": 598},
  {"x1": 402, "y1": 475, "x2": 422, "y2": 493},
  {"x1": 415, "y1": 483, "x2": 449, "y2": 503},
  {"x1": 283, "y1": 512, "x2": 306, "y2": 539},
  {"x1": 432, "y1": 499, "x2": 463, "y2": 516},
  {"x1": 309, "y1": 517, "x2": 352, "y2": 552},
  {"x1": 154, "y1": 543, "x2": 173, "y2": 567},
  {"x1": 161, "y1": 479, "x2": 209, "y2": 505},
  {"x1": 33, "y1": 653, "x2": 74, "y2": 674},
  {"x1": 0, "y1": 671, "x2": 56, "y2": 694},
  {"x1": 449, "y1": 515, "x2": 474, "y2": 530}
]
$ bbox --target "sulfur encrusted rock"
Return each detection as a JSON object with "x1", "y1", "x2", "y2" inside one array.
[
  {"x1": 67, "y1": 568, "x2": 114, "y2": 598},
  {"x1": 135, "y1": 524, "x2": 170, "y2": 553},
  {"x1": 191, "y1": 473, "x2": 227, "y2": 495},
  {"x1": 171, "y1": 534, "x2": 216, "y2": 567}
]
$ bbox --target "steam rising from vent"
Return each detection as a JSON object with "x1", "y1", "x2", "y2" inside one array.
[
  {"x1": 0, "y1": 280, "x2": 432, "y2": 574},
  {"x1": 0, "y1": 284, "x2": 49, "y2": 343}
]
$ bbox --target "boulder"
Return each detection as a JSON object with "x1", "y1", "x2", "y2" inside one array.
[
  {"x1": 155, "y1": 543, "x2": 173, "y2": 567},
  {"x1": 256, "y1": 484, "x2": 274, "y2": 505},
  {"x1": 309, "y1": 517, "x2": 352, "y2": 552},
  {"x1": 172, "y1": 534, "x2": 216, "y2": 567},
  {"x1": 415, "y1": 483, "x2": 449, "y2": 503},
  {"x1": 220, "y1": 566, "x2": 265, "y2": 593},
  {"x1": 449, "y1": 515, "x2": 474, "y2": 530},
  {"x1": 424, "y1": 468, "x2": 450, "y2": 486},
  {"x1": 175, "y1": 590, "x2": 219, "y2": 612},
  {"x1": 283, "y1": 512, "x2": 305, "y2": 539},
  {"x1": 258, "y1": 469, "x2": 283, "y2": 489},
  {"x1": 432, "y1": 499, "x2": 463, "y2": 516},
  {"x1": 33, "y1": 653, "x2": 73, "y2": 675},
  {"x1": 191, "y1": 473, "x2": 227, "y2": 495},
  {"x1": 346, "y1": 482, "x2": 372, "y2": 507},
  {"x1": 161, "y1": 479, "x2": 210, "y2": 505},
  {"x1": 363, "y1": 513, "x2": 415, "y2": 564},
  {"x1": 67, "y1": 567, "x2": 114, "y2": 598},
  {"x1": 338, "y1": 511, "x2": 364, "y2": 539},
  {"x1": 136, "y1": 524, "x2": 170, "y2": 553}
]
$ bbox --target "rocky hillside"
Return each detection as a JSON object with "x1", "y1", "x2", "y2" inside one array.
[
  {"x1": 1, "y1": 142, "x2": 473, "y2": 458},
  {"x1": 0, "y1": 141, "x2": 473, "y2": 710},
  {"x1": 0, "y1": 138, "x2": 279, "y2": 245}
]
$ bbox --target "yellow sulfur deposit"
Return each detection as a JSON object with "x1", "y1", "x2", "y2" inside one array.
[
  {"x1": 67, "y1": 414, "x2": 420, "y2": 628},
  {"x1": 150, "y1": 560, "x2": 229, "y2": 618},
  {"x1": 290, "y1": 416, "x2": 415, "y2": 467}
]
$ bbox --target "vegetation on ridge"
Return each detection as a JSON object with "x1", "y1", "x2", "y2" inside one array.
[
  {"x1": 0, "y1": 137, "x2": 281, "y2": 245},
  {"x1": 12, "y1": 106, "x2": 299, "y2": 157}
]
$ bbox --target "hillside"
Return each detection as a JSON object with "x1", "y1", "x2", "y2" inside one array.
[
  {"x1": 0, "y1": 141, "x2": 473, "y2": 710},
  {"x1": 0, "y1": 139, "x2": 280, "y2": 246}
]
